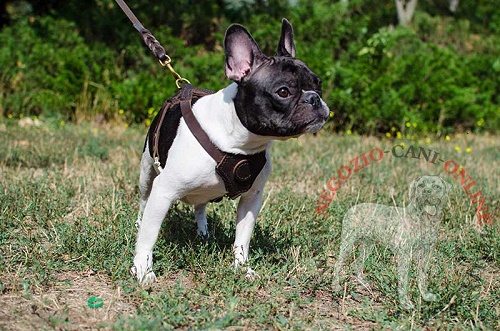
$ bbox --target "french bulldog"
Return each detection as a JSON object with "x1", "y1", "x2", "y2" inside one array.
[{"x1": 131, "y1": 19, "x2": 330, "y2": 284}]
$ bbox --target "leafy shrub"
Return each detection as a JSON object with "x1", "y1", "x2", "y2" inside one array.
[
  {"x1": 0, "y1": 16, "x2": 120, "y2": 120},
  {"x1": 294, "y1": 1, "x2": 499, "y2": 134},
  {"x1": 0, "y1": 0, "x2": 498, "y2": 134}
]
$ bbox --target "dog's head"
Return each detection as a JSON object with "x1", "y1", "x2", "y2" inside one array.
[
  {"x1": 409, "y1": 175, "x2": 450, "y2": 216},
  {"x1": 224, "y1": 19, "x2": 330, "y2": 137}
]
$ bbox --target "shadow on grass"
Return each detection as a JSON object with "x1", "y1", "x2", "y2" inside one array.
[{"x1": 152, "y1": 202, "x2": 292, "y2": 273}]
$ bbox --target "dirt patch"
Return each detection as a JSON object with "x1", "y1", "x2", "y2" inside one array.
[{"x1": 0, "y1": 271, "x2": 136, "y2": 330}]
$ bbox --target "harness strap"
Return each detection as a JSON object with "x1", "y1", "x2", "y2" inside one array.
[
  {"x1": 179, "y1": 85, "x2": 225, "y2": 162},
  {"x1": 152, "y1": 98, "x2": 173, "y2": 172},
  {"x1": 177, "y1": 84, "x2": 267, "y2": 199}
]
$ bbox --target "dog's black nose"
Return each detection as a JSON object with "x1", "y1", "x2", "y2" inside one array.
[{"x1": 304, "y1": 92, "x2": 321, "y2": 108}]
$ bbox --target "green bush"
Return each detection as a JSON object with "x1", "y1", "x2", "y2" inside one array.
[
  {"x1": 292, "y1": 0, "x2": 499, "y2": 134},
  {"x1": 0, "y1": 17, "x2": 119, "y2": 120},
  {"x1": 327, "y1": 25, "x2": 498, "y2": 134},
  {"x1": 0, "y1": 0, "x2": 498, "y2": 134}
]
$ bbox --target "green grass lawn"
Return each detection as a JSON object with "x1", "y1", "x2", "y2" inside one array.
[{"x1": 0, "y1": 120, "x2": 498, "y2": 330}]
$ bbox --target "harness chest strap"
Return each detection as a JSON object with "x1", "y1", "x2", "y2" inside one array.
[{"x1": 155, "y1": 84, "x2": 267, "y2": 199}]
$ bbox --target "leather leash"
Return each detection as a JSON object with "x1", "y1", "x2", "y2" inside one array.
[{"x1": 114, "y1": 0, "x2": 189, "y2": 88}]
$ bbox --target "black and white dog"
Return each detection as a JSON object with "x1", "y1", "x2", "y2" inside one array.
[{"x1": 131, "y1": 19, "x2": 330, "y2": 284}]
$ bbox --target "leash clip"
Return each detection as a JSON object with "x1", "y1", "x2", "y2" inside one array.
[{"x1": 159, "y1": 56, "x2": 191, "y2": 88}]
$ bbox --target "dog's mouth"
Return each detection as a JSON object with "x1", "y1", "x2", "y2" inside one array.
[
  {"x1": 302, "y1": 113, "x2": 329, "y2": 133},
  {"x1": 423, "y1": 197, "x2": 445, "y2": 216},
  {"x1": 423, "y1": 204, "x2": 438, "y2": 216}
]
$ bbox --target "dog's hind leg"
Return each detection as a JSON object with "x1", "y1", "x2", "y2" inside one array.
[
  {"x1": 332, "y1": 231, "x2": 357, "y2": 292},
  {"x1": 136, "y1": 149, "x2": 157, "y2": 228},
  {"x1": 195, "y1": 204, "x2": 210, "y2": 238},
  {"x1": 132, "y1": 173, "x2": 177, "y2": 285},
  {"x1": 353, "y1": 241, "x2": 374, "y2": 289}
]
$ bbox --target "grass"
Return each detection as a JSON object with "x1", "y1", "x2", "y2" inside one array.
[{"x1": 0, "y1": 119, "x2": 498, "y2": 330}]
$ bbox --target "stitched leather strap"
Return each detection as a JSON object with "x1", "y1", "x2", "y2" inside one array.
[
  {"x1": 179, "y1": 84, "x2": 225, "y2": 162},
  {"x1": 154, "y1": 84, "x2": 267, "y2": 200},
  {"x1": 115, "y1": 0, "x2": 168, "y2": 63},
  {"x1": 152, "y1": 98, "x2": 173, "y2": 168},
  {"x1": 178, "y1": 84, "x2": 267, "y2": 199}
]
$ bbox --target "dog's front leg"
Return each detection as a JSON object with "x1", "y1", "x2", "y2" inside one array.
[
  {"x1": 397, "y1": 251, "x2": 414, "y2": 310},
  {"x1": 417, "y1": 248, "x2": 438, "y2": 302},
  {"x1": 132, "y1": 177, "x2": 176, "y2": 285},
  {"x1": 233, "y1": 188, "x2": 264, "y2": 279}
]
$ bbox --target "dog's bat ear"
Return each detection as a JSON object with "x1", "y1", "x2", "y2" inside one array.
[
  {"x1": 224, "y1": 24, "x2": 268, "y2": 82},
  {"x1": 276, "y1": 18, "x2": 296, "y2": 58},
  {"x1": 440, "y1": 177, "x2": 452, "y2": 194},
  {"x1": 409, "y1": 177, "x2": 421, "y2": 199}
]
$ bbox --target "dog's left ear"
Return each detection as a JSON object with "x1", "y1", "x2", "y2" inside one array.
[
  {"x1": 276, "y1": 18, "x2": 296, "y2": 58},
  {"x1": 409, "y1": 177, "x2": 421, "y2": 199},
  {"x1": 224, "y1": 24, "x2": 268, "y2": 82}
]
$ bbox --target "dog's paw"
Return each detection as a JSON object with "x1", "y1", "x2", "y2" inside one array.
[
  {"x1": 400, "y1": 297, "x2": 415, "y2": 310},
  {"x1": 131, "y1": 254, "x2": 156, "y2": 285},
  {"x1": 130, "y1": 265, "x2": 156, "y2": 285},
  {"x1": 422, "y1": 292, "x2": 438, "y2": 302},
  {"x1": 331, "y1": 283, "x2": 343, "y2": 293},
  {"x1": 196, "y1": 230, "x2": 211, "y2": 241},
  {"x1": 245, "y1": 268, "x2": 260, "y2": 281}
]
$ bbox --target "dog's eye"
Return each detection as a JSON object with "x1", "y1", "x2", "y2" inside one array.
[{"x1": 276, "y1": 87, "x2": 290, "y2": 98}]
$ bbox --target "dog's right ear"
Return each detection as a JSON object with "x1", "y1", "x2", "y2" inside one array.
[
  {"x1": 224, "y1": 24, "x2": 267, "y2": 82},
  {"x1": 276, "y1": 18, "x2": 296, "y2": 57},
  {"x1": 440, "y1": 177, "x2": 452, "y2": 194}
]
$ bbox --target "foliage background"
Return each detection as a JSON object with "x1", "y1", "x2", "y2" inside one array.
[{"x1": 0, "y1": 0, "x2": 499, "y2": 135}]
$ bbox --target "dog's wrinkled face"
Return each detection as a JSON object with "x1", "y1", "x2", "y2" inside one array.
[
  {"x1": 224, "y1": 19, "x2": 330, "y2": 137},
  {"x1": 410, "y1": 176, "x2": 449, "y2": 216}
]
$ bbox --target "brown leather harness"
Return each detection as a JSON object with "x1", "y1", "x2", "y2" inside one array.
[
  {"x1": 114, "y1": 0, "x2": 267, "y2": 200},
  {"x1": 152, "y1": 84, "x2": 267, "y2": 200}
]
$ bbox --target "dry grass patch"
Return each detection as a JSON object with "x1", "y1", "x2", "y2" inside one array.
[{"x1": 0, "y1": 271, "x2": 136, "y2": 330}]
